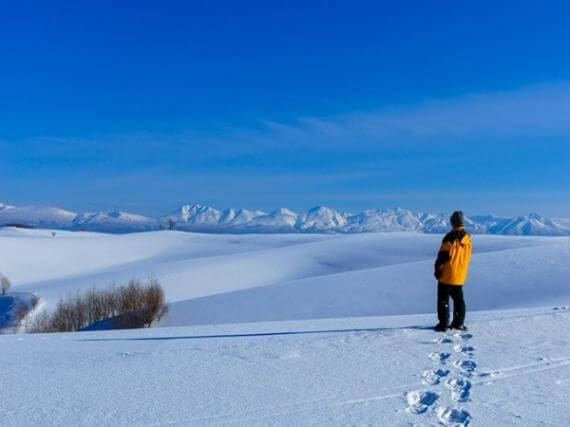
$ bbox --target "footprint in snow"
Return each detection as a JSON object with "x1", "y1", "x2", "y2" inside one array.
[
  {"x1": 445, "y1": 378, "x2": 472, "y2": 402},
  {"x1": 434, "y1": 337, "x2": 454, "y2": 344},
  {"x1": 453, "y1": 332, "x2": 473, "y2": 341},
  {"x1": 117, "y1": 352, "x2": 143, "y2": 358},
  {"x1": 453, "y1": 344, "x2": 475, "y2": 355},
  {"x1": 405, "y1": 390, "x2": 439, "y2": 414},
  {"x1": 435, "y1": 406, "x2": 471, "y2": 426},
  {"x1": 429, "y1": 352, "x2": 451, "y2": 363},
  {"x1": 422, "y1": 368, "x2": 450, "y2": 385},
  {"x1": 453, "y1": 360, "x2": 477, "y2": 376}
]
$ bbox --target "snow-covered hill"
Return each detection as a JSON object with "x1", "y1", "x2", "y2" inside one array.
[
  {"x1": 1, "y1": 228, "x2": 569, "y2": 426},
  {"x1": 2, "y1": 228, "x2": 569, "y2": 326},
  {"x1": 1, "y1": 201, "x2": 570, "y2": 236}
]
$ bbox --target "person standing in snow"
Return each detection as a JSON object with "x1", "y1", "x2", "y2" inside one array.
[{"x1": 433, "y1": 211, "x2": 472, "y2": 332}]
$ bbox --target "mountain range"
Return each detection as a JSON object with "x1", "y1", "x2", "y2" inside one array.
[{"x1": 1, "y1": 202, "x2": 569, "y2": 236}]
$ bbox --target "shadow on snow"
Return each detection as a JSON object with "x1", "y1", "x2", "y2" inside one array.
[{"x1": 79, "y1": 325, "x2": 434, "y2": 342}]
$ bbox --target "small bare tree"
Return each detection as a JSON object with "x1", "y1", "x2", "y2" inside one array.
[
  {"x1": 1, "y1": 275, "x2": 11, "y2": 295},
  {"x1": 140, "y1": 277, "x2": 167, "y2": 327},
  {"x1": 167, "y1": 218, "x2": 177, "y2": 230}
]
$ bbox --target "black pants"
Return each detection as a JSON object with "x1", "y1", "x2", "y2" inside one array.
[{"x1": 437, "y1": 283, "x2": 466, "y2": 326}]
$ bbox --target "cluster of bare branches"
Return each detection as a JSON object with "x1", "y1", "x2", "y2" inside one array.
[{"x1": 27, "y1": 278, "x2": 169, "y2": 333}]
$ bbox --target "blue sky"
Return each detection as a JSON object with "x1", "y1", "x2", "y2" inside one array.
[{"x1": 1, "y1": 1, "x2": 569, "y2": 216}]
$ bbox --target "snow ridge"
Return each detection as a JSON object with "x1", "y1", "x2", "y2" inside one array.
[{"x1": 1, "y1": 201, "x2": 569, "y2": 236}]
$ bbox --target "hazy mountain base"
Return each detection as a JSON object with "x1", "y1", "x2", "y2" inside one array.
[{"x1": 1, "y1": 202, "x2": 569, "y2": 235}]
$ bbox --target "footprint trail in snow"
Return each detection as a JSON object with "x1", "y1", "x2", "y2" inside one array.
[{"x1": 405, "y1": 330, "x2": 475, "y2": 426}]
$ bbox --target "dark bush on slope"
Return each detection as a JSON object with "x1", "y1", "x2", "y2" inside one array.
[{"x1": 27, "y1": 278, "x2": 169, "y2": 333}]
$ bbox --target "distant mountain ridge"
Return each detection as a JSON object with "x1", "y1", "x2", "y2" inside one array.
[{"x1": 1, "y1": 202, "x2": 569, "y2": 236}]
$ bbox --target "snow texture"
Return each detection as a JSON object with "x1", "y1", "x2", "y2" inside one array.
[
  {"x1": 0, "y1": 308, "x2": 568, "y2": 426},
  {"x1": 0, "y1": 228, "x2": 569, "y2": 426}
]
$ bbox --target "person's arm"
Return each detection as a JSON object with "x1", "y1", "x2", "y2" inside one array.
[{"x1": 434, "y1": 240, "x2": 452, "y2": 279}]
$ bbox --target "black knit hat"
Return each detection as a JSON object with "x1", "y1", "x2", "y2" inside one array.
[{"x1": 450, "y1": 211, "x2": 464, "y2": 228}]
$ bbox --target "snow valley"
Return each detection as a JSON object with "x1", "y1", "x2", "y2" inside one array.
[{"x1": 1, "y1": 202, "x2": 570, "y2": 236}]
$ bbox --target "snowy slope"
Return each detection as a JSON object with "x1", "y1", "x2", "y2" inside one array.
[
  {"x1": 0, "y1": 308, "x2": 568, "y2": 426},
  {"x1": 236, "y1": 208, "x2": 299, "y2": 232},
  {"x1": 554, "y1": 217, "x2": 570, "y2": 228},
  {"x1": 164, "y1": 204, "x2": 224, "y2": 229},
  {"x1": 298, "y1": 206, "x2": 348, "y2": 232},
  {"x1": 1, "y1": 228, "x2": 569, "y2": 426},
  {"x1": 345, "y1": 208, "x2": 423, "y2": 232},
  {"x1": 2, "y1": 228, "x2": 569, "y2": 327},
  {"x1": 163, "y1": 235, "x2": 570, "y2": 326},
  {"x1": 490, "y1": 213, "x2": 570, "y2": 236}
]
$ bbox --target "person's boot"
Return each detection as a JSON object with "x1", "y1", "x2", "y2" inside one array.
[
  {"x1": 434, "y1": 323, "x2": 448, "y2": 332},
  {"x1": 450, "y1": 323, "x2": 467, "y2": 331}
]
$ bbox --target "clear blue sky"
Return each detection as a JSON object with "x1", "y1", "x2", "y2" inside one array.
[{"x1": 1, "y1": 1, "x2": 569, "y2": 216}]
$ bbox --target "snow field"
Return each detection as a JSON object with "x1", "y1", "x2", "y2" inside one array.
[
  {"x1": 1, "y1": 228, "x2": 569, "y2": 425},
  {"x1": 0, "y1": 307, "x2": 568, "y2": 426}
]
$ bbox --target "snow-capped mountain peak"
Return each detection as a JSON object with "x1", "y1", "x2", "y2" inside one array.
[
  {"x1": 1, "y1": 202, "x2": 569, "y2": 236},
  {"x1": 299, "y1": 206, "x2": 347, "y2": 231},
  {"x1": 166, "y1": 204, "x2": 222, "y2": 226}
]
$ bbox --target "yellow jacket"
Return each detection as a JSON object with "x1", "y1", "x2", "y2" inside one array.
[{"x1": 434, "y1": 226, "x2": 472, "y2": 286}]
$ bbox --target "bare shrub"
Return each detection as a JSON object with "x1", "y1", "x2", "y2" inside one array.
[
  {"x1": 140, "y1": 277, "x2": 167, "y2": 327},
  {"x1": 119, "y1": 280, "x2": 144, "y2": 314},
  {"x1": 1, "y1": 275, "x2": 11, "y2": 295},
  {"x1": 27, "y1": 278, "x2": 169, "y2": 333}
]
